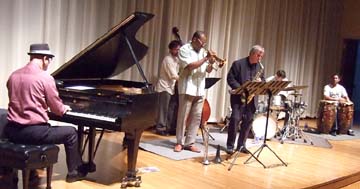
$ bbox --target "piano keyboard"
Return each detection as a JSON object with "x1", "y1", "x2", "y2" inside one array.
[{"x1": 66, "y1": 111, "x2": 117, "y2": 123}]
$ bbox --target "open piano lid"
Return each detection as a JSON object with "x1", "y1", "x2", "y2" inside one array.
[{"x1": 52, "y1": 12, "x2": 154, "y2": 80}]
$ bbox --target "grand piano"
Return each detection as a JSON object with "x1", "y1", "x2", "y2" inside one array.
[{"x1": 48, "y1": 12, "x2": 159, "y2": 187}]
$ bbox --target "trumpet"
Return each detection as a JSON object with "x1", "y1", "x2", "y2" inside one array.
[{"x1": 206, "y1": 50, "x2": 227, "y2": 70}]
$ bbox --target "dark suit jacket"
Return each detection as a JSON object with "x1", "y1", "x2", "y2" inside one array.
[{"x1": 227, "y1": 56, "x2": 264, "y2": 108}]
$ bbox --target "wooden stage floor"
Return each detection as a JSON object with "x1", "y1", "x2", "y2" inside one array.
[{"x1": 8, "y1": 119, "x2": 360, "y2": 189}]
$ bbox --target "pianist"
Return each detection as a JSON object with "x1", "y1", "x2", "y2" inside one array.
[{"x1": 4, "y1": 43, "x2": 87, "y2": 183}]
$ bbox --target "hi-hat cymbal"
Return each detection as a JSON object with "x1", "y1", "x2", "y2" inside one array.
[
  {"x1": 290, "y1": 93, "x2": 302, "y2": 96},
  {"x1": 282, "y1": 85, "x2": 308, "y2": 91}
]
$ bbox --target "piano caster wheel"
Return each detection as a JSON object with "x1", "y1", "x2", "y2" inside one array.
[
  {"x1": 121, "y1": 176, "x2": 142, "y2": 188},
  {"x1": 134, "y1": 180, "x2": 141, "y2": 187}
]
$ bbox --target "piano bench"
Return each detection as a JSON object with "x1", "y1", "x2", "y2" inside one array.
[{"x1": 0, "y1": 139, "x2": 59, "y2": 189}]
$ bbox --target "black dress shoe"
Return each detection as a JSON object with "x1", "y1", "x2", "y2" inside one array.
[
  {"x1": 168, "y1": 129, "x2": 176, "y2": 136},
  {"x1": 66, "y1": 165, "x2": 88, "y2": 183},
  {"x1": 241, "y1": 148, "x2": 250, "y2": 154},
  {"x1": 348, "y1": 129, "x2": 355, "y2": 136},
  {"x1": 329, "y1": 131, "x2": 337, "y2": 136},
  {"x1": 156, "y1": 130, "x2": 169, "y2": 136},
  {"x1": 236, "y1": 146, "x2": 250, "y2": 154},
  {"x1": 66, "y1": 170, "x2": 87, "y2": 183},
  {"x1": 225, "y1": 148, "x2": 234, "y2": 154}
]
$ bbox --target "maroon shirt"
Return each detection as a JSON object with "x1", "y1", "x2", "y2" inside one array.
[{"x1": 7, "y1": 62, "x2": 66, "y2": 125}]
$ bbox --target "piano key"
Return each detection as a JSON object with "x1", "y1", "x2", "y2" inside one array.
[{"x1": 66, "y1": 111, "x2": 117, "y2": 123}]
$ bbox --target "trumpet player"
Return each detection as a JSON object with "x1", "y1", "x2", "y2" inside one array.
[
  {"x1": 174, "y1": 31, "x2": 216, "y2": 153},
  {"x1": 226, "y1": 45, "x2": 265, "y2": 154}
]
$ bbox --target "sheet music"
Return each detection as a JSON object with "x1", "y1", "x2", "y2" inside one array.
[{"x1": 231, "y1": 81, "x2": 291, "y2": 96}]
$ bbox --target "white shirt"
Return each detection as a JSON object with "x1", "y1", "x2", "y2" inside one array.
[
  {"x1": 324, "y1": 84, "x2": 348, "y2": 100},
  {"x1": 266, "y1": 75, "x2": 290, "y2": 97},
  {"x1": 155, "y1": 54, "x2": 179, "y2": 95},
  {"x1": 177, "y1": 43, "x2": 209, "y2": 96}
]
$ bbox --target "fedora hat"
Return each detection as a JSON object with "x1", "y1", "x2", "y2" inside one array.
[{"x1": 27, "y1": 43, "x2": 55, "y2": 58}]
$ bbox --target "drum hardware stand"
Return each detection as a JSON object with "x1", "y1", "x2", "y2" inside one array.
[
  {"x1": 228, "y1": 81, "x2": 289, "y2": 170},
  {"x1": 279, "y1": 91, "x2": 313, "y2": 145}
]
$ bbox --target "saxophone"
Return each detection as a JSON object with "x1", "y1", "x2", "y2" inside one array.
[{"x1": 242, "y1": 62, "x2": 264, "y2": 104}]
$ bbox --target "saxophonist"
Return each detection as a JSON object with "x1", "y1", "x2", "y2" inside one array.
[{"x1": 226, "y1": 45, "x2": 265, "y2": 154}]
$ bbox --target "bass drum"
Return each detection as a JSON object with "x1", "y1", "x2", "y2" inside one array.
[{"x1": 252, "y1": 115, "x2": 277, "y2": 139}]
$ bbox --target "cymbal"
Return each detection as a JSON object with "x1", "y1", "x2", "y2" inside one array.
[
  {"x1": 290, "y1": 93, "x2": 302, "y2": 96},
  {"x1": 282, "y1": 85, "x2": 308, "y2": 91}
]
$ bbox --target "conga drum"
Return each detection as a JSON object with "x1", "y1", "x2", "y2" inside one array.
[
  {"x1": 338, "y1": 102, "x2": 354, "y2": 134},
  {"x1": 317, "y1": 100, "x2": 336, "y2": 133}
]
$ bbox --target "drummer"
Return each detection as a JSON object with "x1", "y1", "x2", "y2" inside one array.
[
  {"x1": 323, "y1": 73, "x2": 354, "y2": 136},
  {"x1": 266, "y1": 70, "x2": 290, "y2": 97},
  {"x1": 266, "y1": 70, "x2": 291, "y2": 122}
]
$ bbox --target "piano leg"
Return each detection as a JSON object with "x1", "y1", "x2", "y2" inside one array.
[
  {"x1": 121, "y1": 129, "x2": 143, "y2": 188},
  {"x1": 77, "y1": 126, "x2": 96, "y2": 173},
  {"x1": 87, "y1": 127, "x2": 97, "y2": 172}
]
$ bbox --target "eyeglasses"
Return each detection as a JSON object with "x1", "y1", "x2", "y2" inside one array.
[{"x1": 196, "y1": 38, "x2": 207, "y2": 47}]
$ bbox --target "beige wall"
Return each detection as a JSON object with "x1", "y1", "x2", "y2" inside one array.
[{"x1": 342, "y1": 0, "x2": 360, "y2": 39}]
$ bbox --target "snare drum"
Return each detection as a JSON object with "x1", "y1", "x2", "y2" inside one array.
[
  {"x1": 252, "y1": 115, "x2": 277, "y2": 139},
  {"x1": 338, "y1": 102, "x2": 354, "y2": 134},
  {"x1": 272, "y1": 95, "x2": 283, "y2": 107},
  {"x1": 270, "y1": 95, "x2": 287, "y2": 112},
  {"x1": 316, "y1": 100, "x2": 336, "y2": 133}
]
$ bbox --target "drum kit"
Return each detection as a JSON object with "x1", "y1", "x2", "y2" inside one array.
[{"x1": 253, "y1": 85, "x2": 313, "y2": 144}]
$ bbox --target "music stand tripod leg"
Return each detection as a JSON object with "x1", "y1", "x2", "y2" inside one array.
[
  {"x1": 228, "y1": 146, "x2": 266, "y2": 171},
  {"x1": 228, "y1": 88, "x2": 266, "y2": 170},
  {"x1": 246, "y1": 89, "x2": 287, "y2": 168}
]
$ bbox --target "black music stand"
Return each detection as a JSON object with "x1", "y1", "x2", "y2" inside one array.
[
  {"x1": 243, "y1": 80, "x2": 290, "y2": 168},
  {"x1": 228, "y1": 81, "x2": 267, "y2": 170},
  {"x1": 228, "y1": 80, "x2": 290, "y2": 170}
]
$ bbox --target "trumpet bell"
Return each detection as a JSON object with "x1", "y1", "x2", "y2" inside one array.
[{"x1": 218, "y1": 59, "x2": 227, "y2": 68}]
